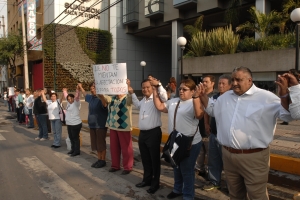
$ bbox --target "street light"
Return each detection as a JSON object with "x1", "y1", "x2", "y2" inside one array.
[
  {"x1": 140, "y1": 61, "x2": 146, "y2": 80},
  {"x1": 177, "y1": 36, "x2": 187, "y2": 80},
  {"x1": 291, "y1": 8, "x2": 300, "y2": 71}
]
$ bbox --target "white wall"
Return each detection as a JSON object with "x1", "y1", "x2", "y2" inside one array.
[{"x1": 44, "y1": 0, "x2": 109, "y2": 30}]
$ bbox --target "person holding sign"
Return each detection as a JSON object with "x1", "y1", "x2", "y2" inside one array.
[
  {"x1": 98, "y1": 79, "x2": 134, "y2": 175},
  {"x1": 78, "y1": 82, "x2": 108, "y2": 168},
  {"x1": 129, "y1": 78, "x2": 167, "y2": 194}
]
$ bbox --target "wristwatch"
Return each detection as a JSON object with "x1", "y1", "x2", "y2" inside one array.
[{"x1": 156, "y1": 82, "x2": 162, "y2": 87}]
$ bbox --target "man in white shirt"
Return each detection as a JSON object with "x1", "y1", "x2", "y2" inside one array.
[
  {"x1": 198, "y1": 67, "x2": 300, "y2": 200},
  {"x1": 128, "y1": 78, "x2": 167, "y2": 194}
]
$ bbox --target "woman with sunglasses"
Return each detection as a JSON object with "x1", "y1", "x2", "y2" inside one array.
[
  {"x1": 41, "y1": 90, "x2": 64, "y2": 148},
  {"x1": 63, "y1": 86, "x2": 82, "y2": 157},
  {"x1": 153, "y1": 79, "x2": 204, "y2": 200}
]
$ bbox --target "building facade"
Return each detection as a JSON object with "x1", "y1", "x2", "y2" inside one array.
[{"x1": 7, "y1": 0, "x2": 288, "y2": 91}]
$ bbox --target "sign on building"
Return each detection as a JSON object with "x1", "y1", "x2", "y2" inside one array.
[
  {"x1": 93, "y1": 63, "x2": 128, "y2": 95},
  {"x1": 27, "y1": 0, "x2": 42, "y2": 51}
]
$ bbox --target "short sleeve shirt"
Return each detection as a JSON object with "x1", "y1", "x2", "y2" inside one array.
[
  {"x1": 165, "y1": 98, "x2": 201, "y2": 145},
  {"x1": 46, "y1": 100, "x2": 60, "y2": 120},
  {"x1": 85, "y1": 94, "x2": 108, "y2": 128}
]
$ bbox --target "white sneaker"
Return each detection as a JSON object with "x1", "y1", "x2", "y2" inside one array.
[
  {"x1": 40, "y1": 138, "x2": 48, "y2": 141},
  {"x1": 35, "y1": 137, "x2": 41, "y2": 140}
]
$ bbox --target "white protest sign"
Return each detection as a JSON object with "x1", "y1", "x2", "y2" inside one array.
[
  {"x1": 8, "y1": 87, "x2": 15, "y2": 96},
  {"x1": 93, "y1": 63, "x2": 128, "y2": 95}
]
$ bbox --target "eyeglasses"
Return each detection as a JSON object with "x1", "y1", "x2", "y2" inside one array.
[{"x1": 178, "y1": 87, "x2": 190, "y2": 92}]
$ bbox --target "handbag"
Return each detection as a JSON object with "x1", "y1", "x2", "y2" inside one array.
[
  {"x1": 24, "y1": 106, "x2": 29, "y2": 115},
  {"x1": 57, "y1": 100, "x2": 66, "y2": 125},
  {"x1": 161, "y1": 100, "x2": 198, "y2": 168}
]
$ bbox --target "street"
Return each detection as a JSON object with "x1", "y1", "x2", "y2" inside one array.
[{"x1": 0, "y1": 101, "x2": 299, "y2": 200}]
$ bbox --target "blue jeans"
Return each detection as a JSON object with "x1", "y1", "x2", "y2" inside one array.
[
  {"x1": 51, "y1": 119, "x2": 62, "y2": 146},
  {"x1": 173, "y1": 141, "x2": 202, "y2": 200},
  {"x1": 207, "y1": 133, "x2": 223, "y2": 186},
  {"x1": 28, "y1": 109, "x2": 34, "y2": 127},
  {"x1": 7, "y1": 101, "x2": 11, "y2": 111},
  {"x1": 36, "y1": 115, "x2": 48, "y2": 139}
]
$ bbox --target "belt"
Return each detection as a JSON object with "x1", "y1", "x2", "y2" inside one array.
[
  {"x1": 140, "y1": 126, "x2": 160, "y2": 132},
  {"x1": 223, "y1": 146, "x2": 266, "y2": 154}
]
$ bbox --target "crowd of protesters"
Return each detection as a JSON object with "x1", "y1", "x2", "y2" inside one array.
[{"x1": 2, "y1": 67, "x2": 300, "y2": 200}]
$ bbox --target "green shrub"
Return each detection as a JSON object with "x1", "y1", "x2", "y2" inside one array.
[
  {"x1": 186, "y1": 31, "x2": 208, "y2": 57},
  {"x1": 206, "y1": 25, "x2": 240, "y2": 55},
  {"x1": 238, "y1": 33, "x2": 295, "y2": 52}
]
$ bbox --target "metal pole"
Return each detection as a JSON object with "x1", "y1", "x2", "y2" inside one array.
[
  {"x1": 181, "y1": 47, "x2": 184, "y2": 80},
  {"x1": 296, "y1": 23, "x2": 299, "y2": 71},
  {"x1": 142, "y1": 66, "x2": 144, "y2": 80},
  {"x1": 1, "y1": 15, "x2": 5, "y2": 37},
  {"x1": 21, "y1": 0, "x2": 29, "y2": 89},
  {"x1": 53, "y1": 25, "x2": 56, "y2": 91}
]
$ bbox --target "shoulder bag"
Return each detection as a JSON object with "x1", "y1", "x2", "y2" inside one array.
[
  {"x1": 161, "y1": 100, "x2": 198, "y2": 168},
  {"x1": 57, "y1": 100, "x2": 66, "y2": 125}
]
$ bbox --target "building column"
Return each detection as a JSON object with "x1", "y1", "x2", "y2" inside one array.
[
  {"x1": 255, "y1": 0, "x2": 271, "y2": 39},
  {"x1": 171, "y1": 20, "x2": 183, "y2": 87}
]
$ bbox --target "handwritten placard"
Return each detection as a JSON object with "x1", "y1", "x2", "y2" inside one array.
[
  {"x1": 8, "y1": 87, "x2": 15, "y2": 96},
  {"x1": 93, "y1": 63, "x2": 128, "y2": 95}
]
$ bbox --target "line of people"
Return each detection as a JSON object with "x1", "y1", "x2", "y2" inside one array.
[{"x1": 3, "y1": 67, "x2": 300, "y2": 200}]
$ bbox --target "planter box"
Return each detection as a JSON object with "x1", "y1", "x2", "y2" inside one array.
[{"x1": 183, "y1": 48, "x2": 296, "y2": 75}]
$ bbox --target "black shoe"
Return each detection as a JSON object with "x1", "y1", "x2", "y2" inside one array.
[
  {"x1": 280, "y1": 122, "x2": 289, "y2": 125},
  {"x1": 70, "y1": 152, "x2": 80, "y2": 157},
  {"x1": 198, "y1": 170, "x2": 207, "y2": 178},
  {"x1": 67, "y1": 150, "x2": 74, "y2": 154},
  {"x1": 121, "y1": 170, "x2": 131, "y2": 175},
  {"x1": 167, "y1": 191, "x2": 183, "y2": 199},
  {"x1": 93, "y1": 160, "x2": 106, "y2": 168},
  {"x1": 136, "y1": 182, "x2": 151, "y2": 188},
  {"x1": 147, "y1": 186, "x2": 159, "y2": 194},
  {"x1": 53, "y1": 145, "x2": 61, "y2": 149},
  {"x1": 51, "y1": 145, "x2": 55, "y2": 148},
  {"x1": 108, "y1": 168, "x2": 120, "y2": 172},
  {"x1": 91, "y1": 161, "x2": 99, "y2": 168}
]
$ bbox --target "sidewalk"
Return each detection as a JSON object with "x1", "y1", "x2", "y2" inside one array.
[{"x1": 1, "y1": 99, "x2": 299, "y2": 199}]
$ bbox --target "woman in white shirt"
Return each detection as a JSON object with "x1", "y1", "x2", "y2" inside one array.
[
  {"x1": 24, "y1": 89, "x2": 34, "y2": 128},
  {"x1": 63, "y1": 87, "x2": 82, "y2": 157},
  {"x1": 153, "y1": 79, "x2": 204, "y2": 200},
  {"x1": 41, "y1": 91, "x2": 63, "y2": 148}
]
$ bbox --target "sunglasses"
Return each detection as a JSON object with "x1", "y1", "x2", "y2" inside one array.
[{"x1": 178, "y1": 87, "x2": 190, "y2": 92}]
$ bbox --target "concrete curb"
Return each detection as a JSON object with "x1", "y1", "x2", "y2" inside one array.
[{"x1": 82, "y1": 120, "x2": 300, "y2": 176}]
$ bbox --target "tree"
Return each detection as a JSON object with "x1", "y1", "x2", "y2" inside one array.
[
  {"x1": 184, "y1": 15, "x2": 204, "y2": 36},
  {"x1": 283, "y1": 0, "x2": 300, "y2": 15},
  {"x1": 0, "y1": 33, "x2": 23, "y2": 85},
  {"x1": 236, "y1": 6, "x2": 283, "y2": 38}
]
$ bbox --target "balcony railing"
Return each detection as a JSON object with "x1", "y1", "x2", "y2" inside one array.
[
  {"x1": 145, "y1": 0, "x2": 164, "y2": 18},
  {"x1": 123, "y1": 0, "x2": 139, "y2": 25},
  {"x1": 173, "y1": 0, "x2": 197, "y2": 8}
]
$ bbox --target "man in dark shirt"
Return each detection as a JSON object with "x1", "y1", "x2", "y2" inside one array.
[
  {"x1": 202, "y1": 74, "x2": 232, "y2": 190},
  {"x1": 33, "y1": 89, "x2": 49, "y2": 140},
  {"x1": 196, "y1": 75, "x2": 217, "y2": 177},
  {"x1": 78, "y1": 83, "x2": 108, "y2": 168}
]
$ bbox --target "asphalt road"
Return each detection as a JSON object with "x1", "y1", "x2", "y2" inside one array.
[{"x1": 0, "y1": 102, "x2": 299, "y2": 200}]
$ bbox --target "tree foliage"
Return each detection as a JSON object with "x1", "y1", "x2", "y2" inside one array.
[
  {"x1": 0, "y1": 33, "x2": 23, "y2": 85},
  {"x1": 236, "y1": 7, "x2": 283, "y2": 38},
  {"x1": 184, "y1": 15, "x2": 203, "y2": 36}
]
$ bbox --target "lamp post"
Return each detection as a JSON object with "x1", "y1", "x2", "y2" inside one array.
[
  {"x1": 291, "y1": 8, "x2": 300, "y2": 71},
  {"x1": 177, "y1": 36, "x2": 187, "y2": 80},
  {"x1": 140, "y1": 61, "x2": 146, "y2": 80}
]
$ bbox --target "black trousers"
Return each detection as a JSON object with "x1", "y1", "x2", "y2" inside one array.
[
  {"x1": 138, "y1": 127, "x2": 162, "y2": 189},
  {"x1": 67, "y1": 123, "x2": 82, "y2": 153}
]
